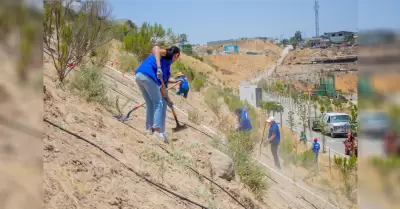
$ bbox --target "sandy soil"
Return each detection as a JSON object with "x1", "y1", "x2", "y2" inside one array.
[
  {"x1": 43, "y1": 54, "x2": 270, "y2": 208},
  {"x1": 372, "y1": 72, "x2": 400, "y2": 93},
  {"x1": 0, "y1": 44, "x2": 42, "y2": 209},
  {"x1": 42, "y1": 37, "x2": 359, "y2": 209},
  {"x1": 201, "y1": 54, "x2": 278, "y2": 87}
]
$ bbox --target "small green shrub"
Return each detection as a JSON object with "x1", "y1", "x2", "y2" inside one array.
[
  {"x1": 171, "y1": 62, "x2": 207, "y2": 91},
  {"x1": 296, "y1": 150, "x2": 316, "y2": 168},
  {"x1": 188, "y1": 109, "x2": 202, "y2": 125},
  {"x1": 192, "y1": 77, "x2": 205, "y2": 91},
  {"x1": 117, "y1": 52, "x2": 139, "y2": 72},
  {"x1": 227, "y1": 131, "x2": 267, "y2": 199},
  {"x1": 171, "y1": 62, "x2": 194, "y2": 80},
  {"x1": 70, "y1": 67, "x2": 109, "y2": 105}
]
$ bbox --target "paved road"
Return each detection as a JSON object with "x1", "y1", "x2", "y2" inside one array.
[
  {"x1": 262, "y1": 92, "x2": 348, "y2": 155},
  {"x1": 262, "y1": 92, "x2": 386, "y2": 157}
]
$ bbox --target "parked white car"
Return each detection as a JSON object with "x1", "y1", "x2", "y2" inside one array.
[{"x1": 321, "y1": 112, "x2": 351, "y2": 138}]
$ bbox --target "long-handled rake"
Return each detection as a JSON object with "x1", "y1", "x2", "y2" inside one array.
[{"x1": 113, "y1": 81, "x2": 181, "y2": 123}]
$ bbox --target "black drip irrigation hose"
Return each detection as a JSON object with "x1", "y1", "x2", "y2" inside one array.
[
  {"x1": 119, "y1": 121, "x2": 248, "y2": 209},
  {"x1": 184, "y1": 166, "x2": 248, "y2": 209},
  {"x1": 43, "y1": 118, "x2": 209, "y2": 209}
]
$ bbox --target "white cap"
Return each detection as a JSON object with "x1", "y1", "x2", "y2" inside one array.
[{"x1": 266, "y1": 116, "x2": 275, "y2": 122}]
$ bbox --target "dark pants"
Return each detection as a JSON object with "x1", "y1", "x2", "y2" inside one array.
[
  {"x1": 270, "y1": 143, "x2": 281, "y2": 169},
  {"x1": 176, "y1": 88, "x2": 189, "y2": 98}
]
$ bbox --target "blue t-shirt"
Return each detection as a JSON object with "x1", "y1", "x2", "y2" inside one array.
[
  {"x1": 268, "y1": 122, "x2": 280, "y2": 144},
  {"x1": 312, "y1": 142, "x2": 320, "y2": 153},
  {"x1": 177, "y1": 76, "x2": 190, "y2": 89},
  {"x1": 135, "y1": 54, "x2": 172, "y2": 87},
  {"x1": 238, "y1": 108, "x2": 252, "y2": 131}
]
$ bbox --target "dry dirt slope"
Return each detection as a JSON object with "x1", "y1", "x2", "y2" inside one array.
[
  {"x1": 43, "y1": 40, "x2": 353, "y2": 208},
  {"x1": 43, "y1": 58, "x2": 269, "y2": 208}
]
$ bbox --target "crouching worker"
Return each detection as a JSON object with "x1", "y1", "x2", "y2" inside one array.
[
  {"x1": 175, "y1": 72, "x2": 190, "y2": 99},
  {"x1": 299, "y1": 131, "x2": 307, "y2": 148},
  {"x1": 312, "y1": 137, "x2": 321, "y2": 164},
  {"x1": 234, "y1": 106, "x2": 252, "y2": 132}
]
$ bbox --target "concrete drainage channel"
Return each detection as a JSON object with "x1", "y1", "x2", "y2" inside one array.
[{"x1": 104, "y1": 63, "x2": 339, "y2": 209}]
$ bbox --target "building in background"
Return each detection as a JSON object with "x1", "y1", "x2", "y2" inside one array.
[
  {"x1": 239, "y1": 82, "x2": 262, "y2": 107},
  {"x1": 324, "y1": 31, "x2": 355, "y2": 43},
  {"x1": 223, "y1": 45, "x2": 239, "y2": 54}
]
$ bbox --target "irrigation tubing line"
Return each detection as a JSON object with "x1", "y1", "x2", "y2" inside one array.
[
  {"x1": 184, "y1": 166, "x2": 248, "y2": 209},
  {"x1": 118, "y1": 120, "x2": 247, "y2": 208},
  {"x1": 43, "y1": 118, "x2": 209, "y2": 209}
]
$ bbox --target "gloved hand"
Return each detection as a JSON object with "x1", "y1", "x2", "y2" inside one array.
[{"x1": 156, "y1": 67, "x2": 163, "y2": 79}]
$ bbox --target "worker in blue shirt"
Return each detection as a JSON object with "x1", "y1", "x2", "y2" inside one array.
[
  {"x1": 265, "y1": 116, "x2": 281, "y2": 169},
  {"x1": 312, "y1": 137, "x2": 321, "y2": 164},
  {"x1": 175, "y1": 72, "x2": 190, "y2": 98},
  {"x1": 234, "y1": 106, "x2": 252, "y2": 132},
  {"x1": 135, "y1": 46, "x2": 180, "y2": 143}
]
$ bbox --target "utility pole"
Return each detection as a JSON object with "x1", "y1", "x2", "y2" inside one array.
[{"x1": 314, "y1": 0, "x2": 320, "y2": 37}]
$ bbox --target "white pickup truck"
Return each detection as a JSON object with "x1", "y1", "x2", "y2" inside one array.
[{"x1": 320, "y1": 112, "x2": 351, "y2": 138}]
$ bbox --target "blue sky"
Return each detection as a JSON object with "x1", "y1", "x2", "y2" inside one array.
[{"x1": 111, "y1": 0, "x2": 399, "y2": 44}]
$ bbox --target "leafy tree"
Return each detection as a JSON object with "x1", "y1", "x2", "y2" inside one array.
[
  {"x1": 281, "y1": 39, "x2": 290, "y2": 45},
  {"x1": 298, "y1": 103, "x2": 308, "y2": 133},
  {"x1": 344, "y1": 35, "x2": 355, "y2": 43},
  {"x1": 287, "y1": 110, "x2": 295, "y2": 134},
  {"x1": 43, "y1": 0, "x2": 113, "y2": 82},
  {"x1": 181, "y1": 44, "x2": 193, "y2": 55},
  {"x1": 294, "y1": 31, "x2": 302, "y2": 42},
  {"x1": 179, "y1": 33, "x2": 188, "y2": 44},
  {"x1": 349, "y1": 104, "x2": 358, "y2": 134}
]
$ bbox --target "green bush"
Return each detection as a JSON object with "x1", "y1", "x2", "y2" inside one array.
[
  {"x1": 70, "y1": 67, "x2": 109, "y2": 105},
  {"x1": 171, "y1": 62, "x2": 207, "y2": 91},
  {"x1": 296, "y1": 150, "x2": 316, "y2": 168},
  {"x1": 192, "y1": 77, "x2": 205, "y2": 91},
  {"x1": 226, "y1": 131, "x2": 267, "y2": 199},
  {"x1": 171, "y1": 62, "x2": 194, "y2": 80},
  {"x1": 220, "y1": 88, "x2": 259, "y2": 129},
  {"x1": 118, "y1": 52, "x2": 139, "y2": 72}
]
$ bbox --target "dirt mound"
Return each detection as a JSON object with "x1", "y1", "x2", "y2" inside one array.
[
  {"x1": 201, "y1": 54, "x2": 278, "y2": 87},
  {"x1": 197, "y1": 39, "x2": 282, "y2": 55},
  {"x1": 336, "y1": 73, "x2": 358, "y2": 93},
  {"x1": 285, "y1": 46, "x2": 357, "y2": 64}
]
